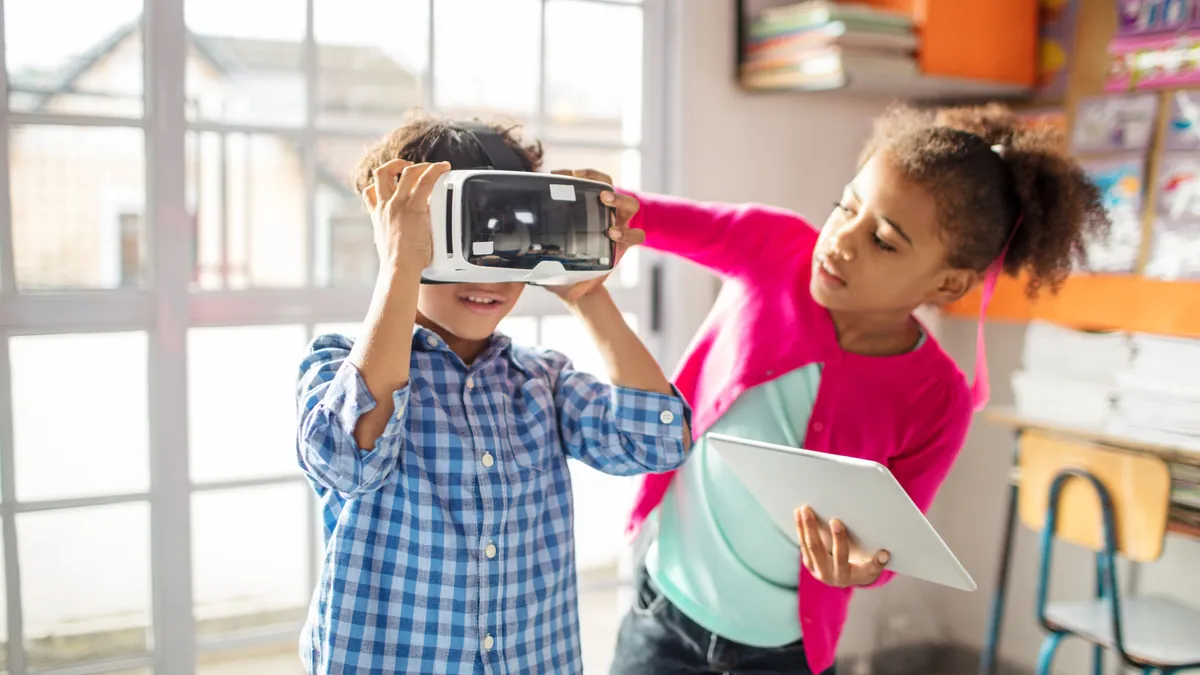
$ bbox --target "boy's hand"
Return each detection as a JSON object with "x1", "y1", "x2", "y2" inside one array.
[
  {"x1": 544, "y1": 169, "x2": 645, "y2": 304},
  {"x1": 795, "y1": 505, "x2": 890, "y2": 588},
  {"x1": 362, "y1": 160, "x2": 452, "y2": 270}
]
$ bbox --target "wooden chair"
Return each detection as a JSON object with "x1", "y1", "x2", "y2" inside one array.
[{"x1": 1018, "y1": 431, "x2": 1200, "y2": 675}]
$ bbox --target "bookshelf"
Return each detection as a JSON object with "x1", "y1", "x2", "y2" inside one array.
[{"x1": 735, "y1": 0, "x2": 1037, "y2": 102}]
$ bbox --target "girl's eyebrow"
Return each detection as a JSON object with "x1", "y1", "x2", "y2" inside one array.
[{"x1": 849, "y1": 185, "x2": 913, "y2": 246}]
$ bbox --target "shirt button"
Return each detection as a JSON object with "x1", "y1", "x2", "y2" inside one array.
[
  {"x1": 465, "y1": 376, "x2": 475, "y2": 389},
  {"x1": 395, "y1": 402, "x2": 405, "y2": 419},
  {"x1": 803, "y1": 616, "x2": 813, "y2": 625},
  {"x1": 485, "y1": 542, "x2": 497, "y2": 559},
  {"x1": 659, "y1": 410, "x2": 675, "y2": 424},
  {"x1": 813, "y1": 422, "x2": 824, "y2": 432},
  {"x1": 426, "y1": 335, "x2": 438, "y2": 347},
  {"x1": 483, "y1": 634, "x2": 494, "y2": 651},
  {"x1": 481, "y1": 452, "x2": 495, "y2": 468}
]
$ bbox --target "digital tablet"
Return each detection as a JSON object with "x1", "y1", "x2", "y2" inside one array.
[{"x1": 707, "y1": 433, "x2": 976, "y2": 591}]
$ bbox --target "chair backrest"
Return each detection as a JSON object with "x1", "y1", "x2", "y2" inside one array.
[{"x1": 1018, "y1": 431, "x2": 1172, "y2": 562}]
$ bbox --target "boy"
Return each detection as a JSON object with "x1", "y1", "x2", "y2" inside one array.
[{"x1": 295, "y1": 115, "x2": 691, "y2": 674}]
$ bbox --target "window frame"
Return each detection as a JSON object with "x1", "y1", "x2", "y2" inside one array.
[{"x1": 0, "y1": 0, "x2": 672, "y2": 673}]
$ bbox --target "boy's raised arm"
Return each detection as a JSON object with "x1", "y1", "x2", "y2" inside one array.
[
  {"x1": 295, "y1": 159, "x2": 449, "y2": 497},
  {"x1": 545, "y1": 287, "x2": 691, "y2": 475}
]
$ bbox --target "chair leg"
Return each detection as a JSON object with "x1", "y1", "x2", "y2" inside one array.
[
  {"x1": 1093, "y1": 643, "x2": 1104, "y2": 675},
  {"x1": 1036, "y1": 633, "x2": 1065, "y2": 675}
]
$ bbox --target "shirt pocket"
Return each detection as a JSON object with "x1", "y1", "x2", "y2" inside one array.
[{"x1": 504, "y1": 375, "x2": 558, "y2": 473}]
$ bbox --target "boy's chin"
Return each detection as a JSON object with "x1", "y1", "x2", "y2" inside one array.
[{"x1": 438, "y1": 313, "x2": 509, "y2": 343}]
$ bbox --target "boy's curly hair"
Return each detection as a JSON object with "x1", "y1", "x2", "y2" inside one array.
[
  {"x1": 352, "y1": 111, "x2": 544, "y2": 194},
  {"x1": 861, "y1": 103, "x2": 1110, "y2": 297}
]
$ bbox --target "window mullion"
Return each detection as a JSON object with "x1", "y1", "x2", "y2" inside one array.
[
  {"x1": 535, "y1": 0, "x2": 548, "y2": 138},
  {"x1": 145, "y1": 0, "x2": 198, "y2": 673},
  {"x1": 304, "y1": 0, "x2": 317, "y2": 289}
]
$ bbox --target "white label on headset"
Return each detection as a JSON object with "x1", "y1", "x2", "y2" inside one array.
[
  {"x1": 549, "y1": 184, "x2": 577, "y2": 201},
  {"x1": 472, "y1": 241, "x2": 495, "y2": 256}
]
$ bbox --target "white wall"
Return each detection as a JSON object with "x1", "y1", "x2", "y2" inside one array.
[
  {"x1": 656, "y1": 0, "x2": 891, "y2": 360},
  {"x1": 932, "y1": 318, "x2": 1200, "y2": 674},
  {"x1": 656, "y1": 1, "x2": 945, "y2": 666}
]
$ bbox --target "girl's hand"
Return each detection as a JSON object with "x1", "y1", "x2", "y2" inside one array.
[
  {"x1": 361, "y1": 160, "x2": 452, "y2": 269},
  {"x1": 795, "y1": 505, "x2": 890, "y2": 588},
  {"x1": 543, "y1": 169, "x2": 645, "y2": 303}
]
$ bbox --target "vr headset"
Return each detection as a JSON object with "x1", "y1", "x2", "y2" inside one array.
[{"x1": 422, "y1": 122, "x2": 617, "y2": 286}]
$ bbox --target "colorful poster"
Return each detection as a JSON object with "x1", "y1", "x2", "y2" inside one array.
[
  {"x1": 1036, "y1": 0, "x2": 1080, "y2": 101},
  {"x1": 1164, "y1": 89, "x2": 1200, "y2": 149},
  {"x1": 1145, "y1": 219, "x2": 1200, "y2": 279},
  {"x1": 1084, "y1": 156, "x2": 1146, "y2": 217},
  {"x1": 1155, "y1": 152, "x2": 1200, "y2": 219},
  {"x1": 1106, "y1": 33, "x2": 1200, "y2": 91},
  {"x1": 1079, "y1": 156, "x2": 1146, "y2": 274},
  {"x1": 1116, "y1": 0, "x2": 1195, "y2": 37},
  {"x1": 1071, "y1": 93, "x2": 1159, "y2": 152}
]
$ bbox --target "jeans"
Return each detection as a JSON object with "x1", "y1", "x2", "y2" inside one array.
[{"x1": 609, "y1": 565, "x2": 833, "y2": 675}]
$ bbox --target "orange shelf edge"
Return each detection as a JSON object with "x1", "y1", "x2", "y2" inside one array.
[{"x1": 943, "y1": 274, "x2": 1200, "y2": 338}]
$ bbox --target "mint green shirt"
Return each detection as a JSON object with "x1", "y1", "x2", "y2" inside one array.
[
  {"x1": 647, "y1": 330, "x2": 926, "y2": 647},
  {"x1": 645, "y1": 365, "x2": 821, "y2": 647}
]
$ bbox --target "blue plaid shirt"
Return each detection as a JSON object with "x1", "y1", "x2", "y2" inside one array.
[{"x1": 296, "y1": 326, "x2": 690, "y2": 674}]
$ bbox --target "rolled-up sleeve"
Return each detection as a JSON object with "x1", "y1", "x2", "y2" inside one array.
[
  {"x1": 546, "y1": 350, "x2": 691, "y2": 475},
  {"x1": 296, "y1": 335, "x2": 410, "y2": 498}
]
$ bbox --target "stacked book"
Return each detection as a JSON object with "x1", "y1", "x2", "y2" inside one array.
[
  {"x1": 1010, "y1": 321, "x2": 1132, "y2": 430},
  {"x1": 740, "y1": 1, "x2": 920, "y2": 91},
  {"x1": 1170, "y1": 463, "x2": 1200, "y2": 529},
  {"x1": 1109, "y1": 333, "x2": 1200, "y2": 453}
]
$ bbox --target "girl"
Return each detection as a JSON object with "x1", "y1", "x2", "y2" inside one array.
[{"x1": 589, "y1": 104, "x2": 1109, "y2": 675}]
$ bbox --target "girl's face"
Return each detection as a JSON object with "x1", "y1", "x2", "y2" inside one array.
[{"x1": 810, "y1": 152, "x2": 976, "y2": 314}]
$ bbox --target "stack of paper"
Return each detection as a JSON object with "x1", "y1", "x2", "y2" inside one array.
[
  {"x1": 1170, "y1": 464, "x2": 1200, "y2": 512},
  {"x1": 740, "y1": 1, "x2": 919, "y2": 91},
  {"x1": 1010, "y1": 321, "x2": 1132, "y2": 429},
  {"x1": 1109, "y1": 334, "x2": 1200, "y2": 452}
]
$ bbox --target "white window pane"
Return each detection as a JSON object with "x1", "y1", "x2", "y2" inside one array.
[
  {"x1": 315, "y1": 137, "x2": 378, "y2": 288},
  {"x1": 545, "y1": 1, "x2": 643, "y2": 145},
  {"x1": 10, "y1": 332, "x2": 150, "y2": 502},
  {"x1": 313, "y1": 322, "x2": 362, "y2": 341},
  {"x1": 19, "y1": 503, "x2": 151, "y2": 668},
  {"x1": 10, "y1": 126, "x2": 146, "y2": 290},
  {"x1": 189, "y1": 325, "x2": 307, "y2": 484},
  {"x1": 433, "y1": 0, "x2": 540, "y2": 120},
  {"x1": 314, "y1": 0, "x2": 429, "y2": 132},
  {"x1": 541, "y1": 146, "x2": 641, "y2": 192},
  {"x1": 5, "y1": 0, "x2": 144, "y2": 117},
  {"x1": 187, "y1": 132, "x2": 308, "y2": 289},
  {"x1": 185, "y1": 0, "x2": 307, "y2": 126},
  {"x1": 199, "y1": 645, "x2": 302, "y2": 675},
  {"x1": 497, "y1": 316, "x2": 537, "y2": 346},
  {"x1": 192, "y1": 484, "x2": 310, "y2": 634},
  {"x1": 538, "y1": 313, "x2": 639, "y2": 384}
]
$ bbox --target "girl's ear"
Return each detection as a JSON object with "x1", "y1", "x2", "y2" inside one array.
[{"x1": 927, "y1": 267, "x2": 978, "y2": 305}]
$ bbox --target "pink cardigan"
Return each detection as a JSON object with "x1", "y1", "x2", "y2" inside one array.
[{"x1": 623, "y1": 191, "x2": 973, "y2": 675}]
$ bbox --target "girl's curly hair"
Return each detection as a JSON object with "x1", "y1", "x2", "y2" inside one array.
[{"x1": 861, "y1": 103, "x2": 1110, "y2": 297}]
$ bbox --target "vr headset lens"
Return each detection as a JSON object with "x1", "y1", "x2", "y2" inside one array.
[{"x1": 460, "y1": 173, "x2": 614, "y2": 271}]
